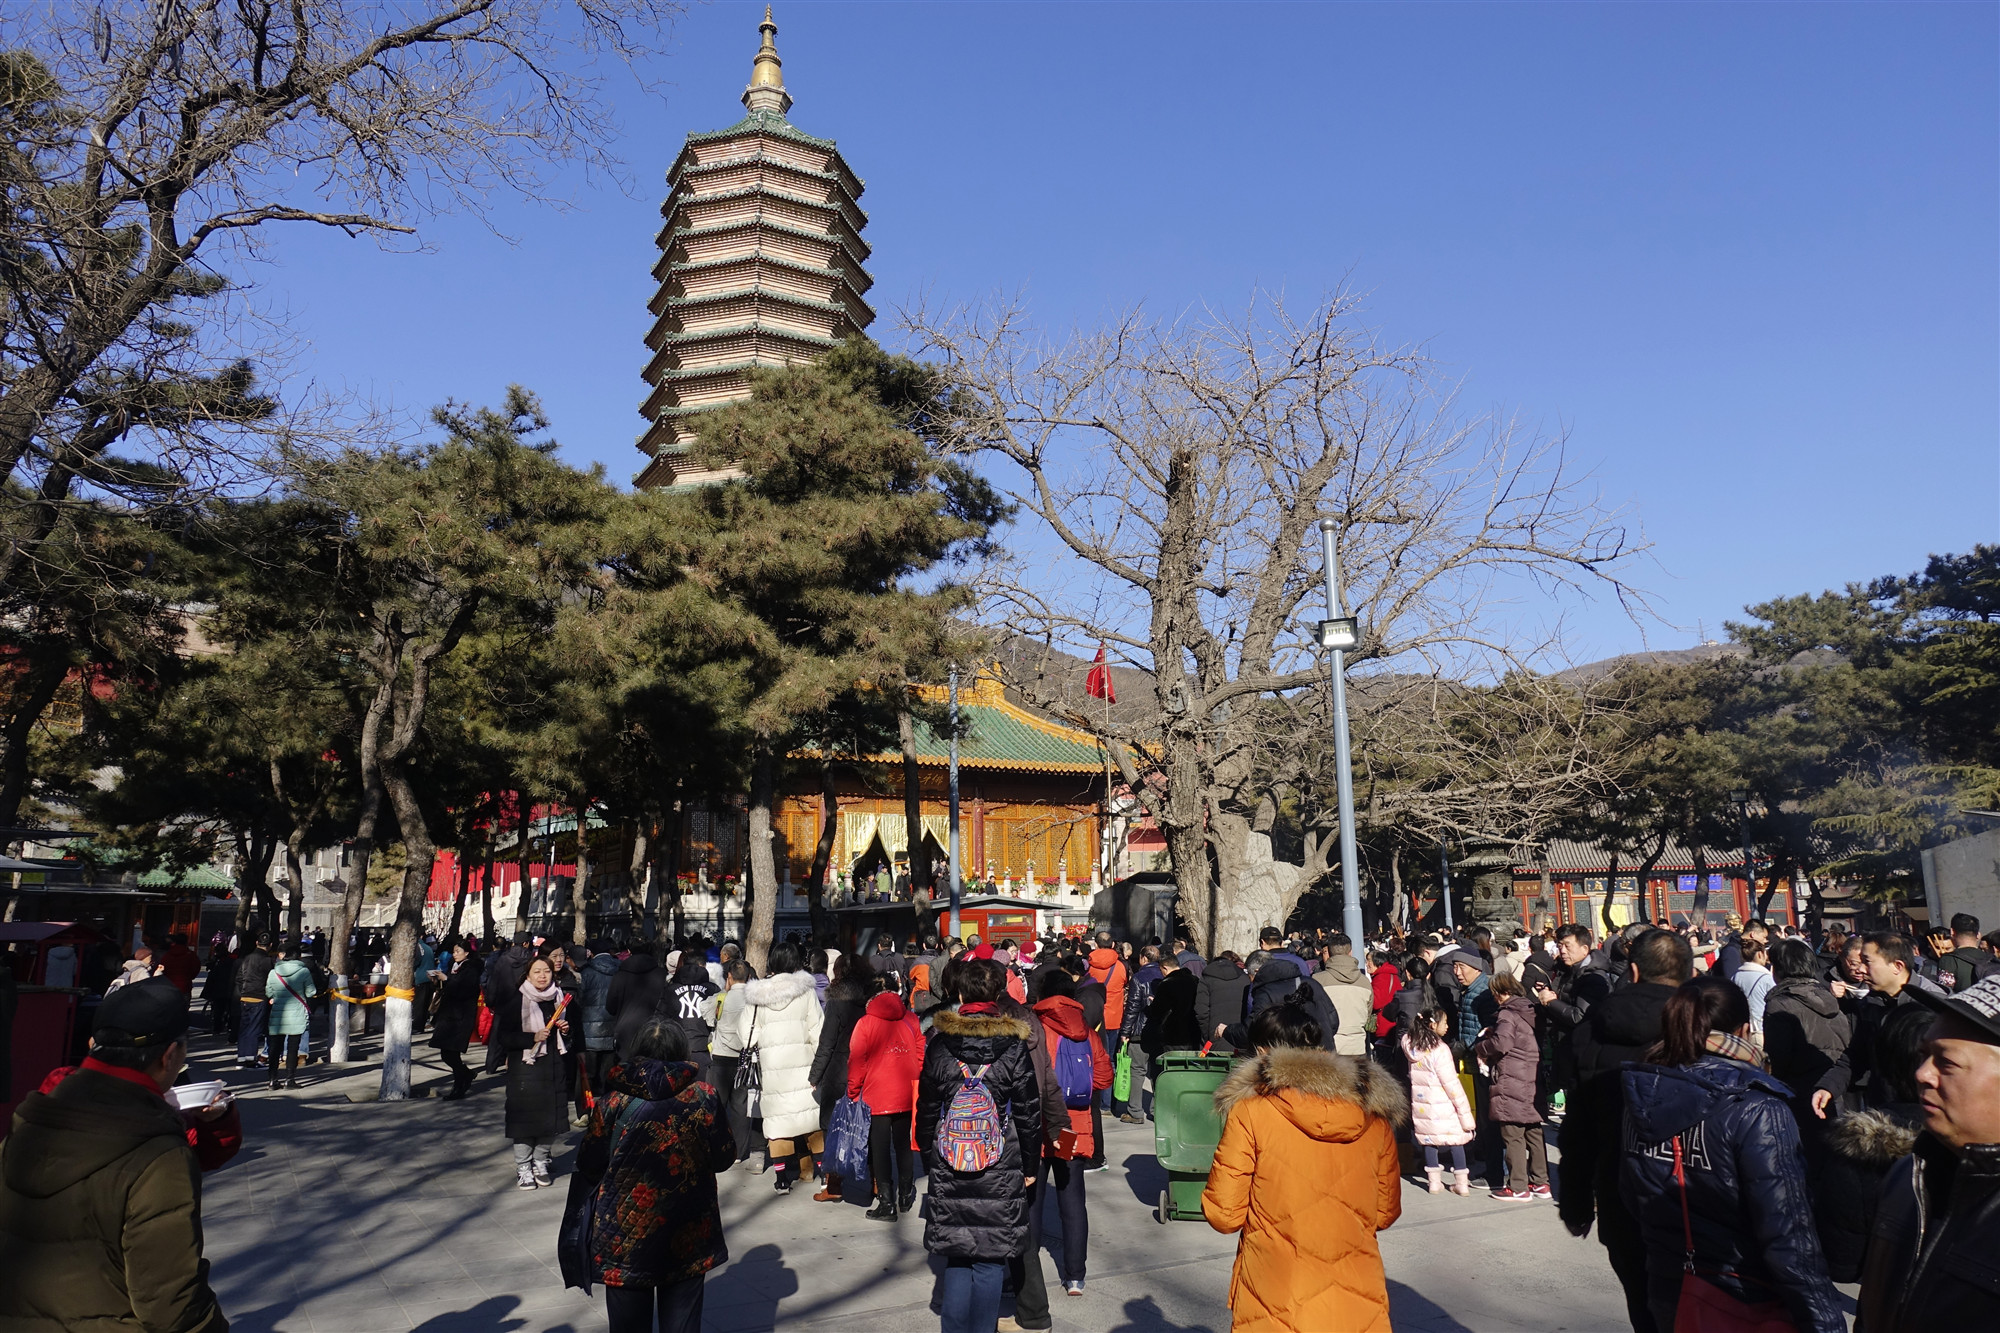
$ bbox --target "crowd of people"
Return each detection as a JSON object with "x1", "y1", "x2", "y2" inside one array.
[{"x1": 3, "y1": 909, "x2": 1999, "y2": 1332}]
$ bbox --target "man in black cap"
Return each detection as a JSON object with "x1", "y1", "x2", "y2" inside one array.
[
  {"x1": 0, "y1": 978, "x2": 229, "y2": 1331},
  {"x1": 1857, "y1": 973, "x2": 2000, "y2": 1331}
]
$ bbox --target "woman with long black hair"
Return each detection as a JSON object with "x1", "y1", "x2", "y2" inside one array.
[
  {"x1": 502, "y1": 955, "x2": 573, "y2": 1189},
  {"x1": 429, "y1": 938, "x2": 484, "y2": 1100},
  {"x1": 1619, "y1": 975, "x2": 1842, "y2": 1333}
]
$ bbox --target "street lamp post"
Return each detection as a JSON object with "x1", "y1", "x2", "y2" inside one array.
[
  {"x1": 1316, "y1": 519, "x2": 1365, "y2": 946},
  {"x1": 1730, "y1": 789, "x2": 1756, "y2": 919},
  {"x1": 948, "y1": 665, "x2": 964, "y2": 944}
]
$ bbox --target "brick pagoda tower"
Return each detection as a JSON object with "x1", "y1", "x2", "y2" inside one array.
[{"x1": 636, "y1": 8, "x2": 874, "y2": 488}]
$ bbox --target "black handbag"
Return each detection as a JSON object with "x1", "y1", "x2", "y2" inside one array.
[{"x1": 734, "y1": 1006, "x2": 763, "y2": 1117}]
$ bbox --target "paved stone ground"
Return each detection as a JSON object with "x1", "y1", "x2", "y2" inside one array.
[{"x1": 180, "y1": 1026, "x2": 1847, "y2": 1333}]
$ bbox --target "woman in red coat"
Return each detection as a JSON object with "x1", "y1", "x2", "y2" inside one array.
[
  {"x1": 845, "y1": 986, "x2": 924, "y2": 1220},
  {"x1": 1369, "y1": 951, "x2": 1402, "y2": 1040}
]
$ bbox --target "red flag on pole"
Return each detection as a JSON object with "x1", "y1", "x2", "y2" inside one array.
[{"x1": 1086, "y1": 645, "x2": 1117, "y2": 704}]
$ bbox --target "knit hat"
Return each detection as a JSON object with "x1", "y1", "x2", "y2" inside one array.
[{"x1": 1452, "y1": 951, "x2": 1493, "y2": 977}]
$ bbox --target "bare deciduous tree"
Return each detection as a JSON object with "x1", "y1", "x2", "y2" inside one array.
[
  {"x1": 909, "y1": 291, "x2": 1644, "y2": 952},
  {"x1": 0, "y1": 0, "x2": 681, "y2": 590}
]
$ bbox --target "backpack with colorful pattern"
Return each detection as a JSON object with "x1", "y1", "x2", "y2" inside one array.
[{"x1": 936, "y1": 1059, "x2": 1006, "y2": 1171}]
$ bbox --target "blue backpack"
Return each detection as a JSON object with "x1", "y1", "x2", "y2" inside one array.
[{"x1": 1054, "y1": 1035, "x2": 1095, "y2": 1110}]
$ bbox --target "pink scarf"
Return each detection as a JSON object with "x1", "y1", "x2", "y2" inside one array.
[{"x1": 520, "y1": 979, "x2": 565, "y2": 1063}]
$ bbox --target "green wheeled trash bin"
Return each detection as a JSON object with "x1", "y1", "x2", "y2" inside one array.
[{"x1": 1152, "y1": 1048, "x2": 1240, "y2": 1222}]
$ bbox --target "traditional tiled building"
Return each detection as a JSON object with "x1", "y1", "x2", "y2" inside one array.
[
  {"x1": 775, "y1": 672, "x2": 1112, "y2": 897},
  {"x1": 637, "y1": 8, "x2": 874, "y2": 488}
]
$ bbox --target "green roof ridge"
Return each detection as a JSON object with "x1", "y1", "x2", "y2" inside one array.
[
  {"x1": 663, "y1": 216, "x2": 871, "y2": 264},
  {"x1": 663, "y1": 182, "x2": 869, "y2": 229},
  {"x1": 684, "y1": 110, "x2": 841, "y2": 154},
  {"x1": 654, "y1": 321, "x2": 840, "y2": 349}
]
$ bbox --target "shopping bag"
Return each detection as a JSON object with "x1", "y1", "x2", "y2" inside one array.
[
  {"x1": 474, "y1": 999, "x2": 493, "y2": 1046},
  {"x1": 1113, "y1": 1040, "x2": 1133, "y2": 1102},
  {"x1": 826, "y1": 1095, "x2": 873, "y2": 1186}
]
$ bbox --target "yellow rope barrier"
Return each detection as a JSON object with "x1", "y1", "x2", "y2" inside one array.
[{"x1": 327, "y1": 985, "x2": 419, "y2": 1006}]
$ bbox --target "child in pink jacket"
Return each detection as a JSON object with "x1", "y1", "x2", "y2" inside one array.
[{"x1": 1401, "y1": 1004, "x2": 1476, "y2": 1195}]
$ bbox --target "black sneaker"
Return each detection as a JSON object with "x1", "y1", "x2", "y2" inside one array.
[{"x1": 773, "y1": 1174, "x2": 793, "y2": 1193}]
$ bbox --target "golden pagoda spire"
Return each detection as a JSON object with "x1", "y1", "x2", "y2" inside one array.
[{"x1": 742, "y1": 6, "x2": 792, "y2": 116}]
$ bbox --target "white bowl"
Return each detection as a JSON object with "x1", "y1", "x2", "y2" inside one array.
[{"x1": 167, "y1": 1080, "x2": 227, "y2": 1111}]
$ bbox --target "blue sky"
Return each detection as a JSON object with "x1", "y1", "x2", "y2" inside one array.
[{"x1": 260, "y1": 2, "x2": 1996, "y2": 664}]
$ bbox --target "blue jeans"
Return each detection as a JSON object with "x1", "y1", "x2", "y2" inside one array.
[{"x1": 938, "y1": 1259, "x2": 1003, "y2": 1333}]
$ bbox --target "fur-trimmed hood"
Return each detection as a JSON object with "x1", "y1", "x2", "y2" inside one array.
[
  {"x1": 931, "y1": 1007, "x2": 1034, "y2": 1042},
  {"x1": 1824, "y1": 1104, "x2": 1923, "y2": 1167},
  {"x1": 1214, "y1": 1046, "x2": 1409, "y2": 1141},
  {"x1": 741, "y1": 969, "x2": 818, "y2": 1008}
]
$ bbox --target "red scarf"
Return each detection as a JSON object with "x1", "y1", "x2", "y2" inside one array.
[{"x1": 80, "y1": 1056, "x2": 166, "y2": 1099}]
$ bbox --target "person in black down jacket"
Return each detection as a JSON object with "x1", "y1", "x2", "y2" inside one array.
[
  {"x1": 1559, "y1": 928, "x2": 1691, "y2": 1333},
  {"x1": 917, "y1": 957, "x2": 1042, "y2": 1333},
  {"x1": 429, "y1": 939, "x2": 485, "y2": 1100},
  {"x1": 1620, "y1": 976, "x2": 1843, "y2": 1333},
  {"x1": 1761, "y1": 940, "x2": 1851, "y2": 1133},
  {"x1": 481, "y1": 934, "x2": 536, "y2": 1073},
  {"x1": 808, "y1": 954, "x2": 876, "y2": 1203},
  {"x1": 1856, "y1": 974, "x2": 2000, "y2": 1333},
  {"x1": 1812, "y1": 1003, "x2": 1932, "y2": 1282},
  {"x1": 577, "y1": 945, "x2": 621, "y2": 1107},
  {"x1": 1139, "y1": 951, "x2": 1201, "y2": 1066},
  {"x1": 1220, "y1": 955, "x2": 1340, "y2": 1054},
  {"x1": 607, "y1": 946, "x2": 667, "y2": 1064},
  {"x1": 1193, "y1": 952, "x2": 1250, "y2": 1046}
]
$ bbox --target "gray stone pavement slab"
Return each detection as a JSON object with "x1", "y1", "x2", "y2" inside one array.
[{"x1": 175, "y1": 1030, "x2": 1782, "y2": 1332}]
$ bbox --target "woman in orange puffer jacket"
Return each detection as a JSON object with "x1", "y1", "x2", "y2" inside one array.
[{"x1": 1203, "y1": 1001, "x2": 1407, "y2": 1333}]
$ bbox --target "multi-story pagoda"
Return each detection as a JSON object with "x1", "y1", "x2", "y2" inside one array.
[{"x1": 637, "y1": 8, "x2": 874, "y2": 489}]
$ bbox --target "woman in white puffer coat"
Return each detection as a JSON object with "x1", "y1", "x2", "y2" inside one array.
[{"x1": 733, "y1": 941, "x2": 825, "y2": 1193}]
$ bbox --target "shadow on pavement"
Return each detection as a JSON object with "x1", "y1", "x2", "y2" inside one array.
[
  {"x1": 1120, "y1": 1151, "x2": 1170, "y2": 1207},
  {"x1": 1107, "y1": 1293, "x2": 1220, "y2": 1332},
  {"x1": 1388, "y1": 1279, "x2": 1478, "y2": 1332},
  {"x1": 410, "y1": 1295, "x2": 529, "y2": 1332}
]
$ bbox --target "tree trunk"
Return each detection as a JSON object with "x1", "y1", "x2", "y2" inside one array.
[
  {"x1": 1632, "y1": 830, "x2": 1669, "y2": 926},
  {"x1": 807, "y1": 762, "x2": 839, "y2": 941},
  {"x1": 1757, "y1": 851, "x2": 1791, "y2": 920},
  {"x1": 377, "y1": 763, "x2": 435, "y2": 1101},
  {"x1": 745, "y1": 742, "x2": 779, "y2": 975},
  {"x1": 328, "y1": 777, "x2": 382, "y2": 1066},
  {"x1": 626, "y1": 818, "x2": 651, "y2": 936},
  {"x1": 1691, "y1": 844, "x2": 1711, "y2": 921},
  {"x1": 478, "y1": 837, "x2": 496, "y2": 949},
  {"x1": 571, "y1": 797, "x2": 591, "y2": 947},
  {"x1": 1389, "y1": 850, "x2": 1407, "y2": 933},
  {"x1": 446, "y1": 840, "x2": 471, "y2": 943},
  {"x1": 283, "y1": 843, "x2": 306, "y2": 943},
  {"x1": 1602, "y1": 851, "x2": 1622, "y2": 937},
  {"x1": 515, "y1": 791, "x2": 533, "y2": 935},
  {"x1": 664, "y1": 794, "x2": 685, "y2": 943},
  {"x1": 1206, "y1": 804, "x2": 1301, "y2": 954},
  {"x1": 0, "y1": 649, "x2": 71, "y2": 828},
  {"x1": 898, "y1": 708, "x2": 933, "y2": 894}
]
